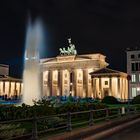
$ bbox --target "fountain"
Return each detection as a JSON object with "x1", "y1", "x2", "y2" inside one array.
[{"x1": 22, "y1": 18, "x2": 44, "y2": 105}]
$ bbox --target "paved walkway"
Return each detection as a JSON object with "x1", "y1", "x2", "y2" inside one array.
[
  {"x1": 40, "y1": 115, "x2": 140, "y2": 140},
  {"x1": 99, "y1": 122, "x2": 140, "y2": 140}
]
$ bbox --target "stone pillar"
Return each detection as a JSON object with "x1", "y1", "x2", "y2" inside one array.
[
  {"x1": 109, "y1": 77, "x2": 112, "y2": 96},
  {"x1": 0, "y1": 81, "x2": 1, "y2": 96},
  {"x1": 19, "y1": 83, "x2": 22, "y2": 97},
  {"x1": 3, "y1": 81, "x2": 5, "y2": 95},
  {"x1": 48, "y1": 70, "x2": 52, "y2": 96},
  {"x1": 57, "y1": 70, "x2": 60, "y2": 96},
  {"x1": 58, "y1": 70, "x2": 63, "y2": 96},
  {"x1": 99, "y1": 77, "x2": 102, "y2": 99},
  {"x1": 124, "y1": 78, "x2": 127, "y2": 100},
  {"x1": 40, "y1": 72, "x2": 43, "y2": 97},
  {"x1": 14, "y1": 82, "x2": 17, "y2": 97},
  {"x1": 73, "y1": 70, "x2": 77, "y2": 96},
  {"x1": 8, "y1": 82, "x2": 11, "y2": 97},
  {"x1": 122, "y1": 78, "x2": 125, "y2": 100},
  {"x1": 117, "y1": 77, "x2": 120, "y2": 99},
  {"x1": 43, "y1": 71, "x2": 49, "y2": 96},
  {"x1": 51, "y1": 70, "x2": 55, "y2": 96},
  {"x1": 0, "y1": 81, "x2": 2, "y2": 96},
  {"x1": 83, "y1": 69, "x2": 88, "y2": 97},
  {"x1": 126, "y1": 79, "x2": 128, "y2": 100},
  {"x1": 69, "y1": 70, "x2": 72, "y2": 95},
  {"x1": 92, "y1": 78, "x2": 96, "y2": 98},
  {"x1": 120, "y1": 78, "x2": 122, "y2": 99}
]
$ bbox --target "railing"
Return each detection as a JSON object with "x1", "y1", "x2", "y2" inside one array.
[{"x1": 0, "y1": 105, "x2": 140, "y2": 140}]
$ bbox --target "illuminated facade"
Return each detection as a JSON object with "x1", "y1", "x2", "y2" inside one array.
[
  {"x1": 90, "y1": 68, "x2": 128, "y2": 100},
  {"x1": 41, "y1": 38, "x2": 128, "y2": 99},
  {"x1": 126, "y1": 48, "x2": 140, "y2": 99},
  {"x1": 41, "y1": 54, "x2": 108, "y2": 98},
  {"x1": 0, "y1": 65, "x2": 22, "y2": 98}
]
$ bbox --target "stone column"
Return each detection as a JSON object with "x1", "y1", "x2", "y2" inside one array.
[
  {"x1": 125, "y1": 79, "x2": 128, "y2": 99},
  {"x1": 14, "y1": 82, "x2": 17, "y2": 97},
  {"x1": 83, "y1": 69, "x2": 88, "y2": 97},
  {"x1": 48, "y1": 70, "x2": 52, "y2": 96},
  {"x1": 122, "y1": 78, "x2": 125, "y2": 99},
  {"x1": 57, "y1": 70, "x2": 60, "y2": 96},
  {"x1": 109, "y1": 77, "x2": 112, "y2": 96},
  {"x1": 40, "y1": 72, "x2": 43, "y2": 97},
  {"x1": 124, "y1": 78, "x2": 126, "y2": 100},
  {"x1": 117, "y1": 77, "x2": 120, "y2": 99},
  {"x1": 0, "y1": 82, "x2": 1, "y2": 96},
  {"x1": 58, "y1": 70, "x2": 63, "y2": 96},
  {"x1": 19, "y1": 83, "x2": 22, "y2": 97},
  {"x1": 8, "y1": 82, "x2": 11, "y2": 97},
  {"x1": 69, "y1": 70, "x2": 72, "y2": 95},
  {"x1": 92, "y1": 78, "x2": 96, "y2": 98},
  {"x1": 99, "y1": 77, "x2": 102, "y2": 99},
  {"x1": 120, "y1": 78, "x2": 122, "y2": 99},
  {"x1": 0, "y1": 82, "x2": 2, "y2": 96},
  {"x1": 73, "y1": 70, "x2": 77, "y2": 96},
  {"x1": 3, "y1": 81, "x2": 5, "y2": 95}
]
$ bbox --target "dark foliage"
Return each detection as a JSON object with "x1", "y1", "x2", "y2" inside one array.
[
  {"x1": 132, "y1": 95, "x2": 140, "y2": 104},
  {"x1": 102, "y1": 96, "x2": 118, "y2": 104}
]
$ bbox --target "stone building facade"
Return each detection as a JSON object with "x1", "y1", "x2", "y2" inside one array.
[
  {"x1": 126, "y1": 48, "x2": 140, "y2": 99},
  {"x1": 41, "y1": 54, "x2": 108, "y2": 98},
  {"x1": 0, "y1": 64, "x2": 22, "y2": 98},
  {"x1": 90, "y1": 68, "x2": 128, "y2": 100}
]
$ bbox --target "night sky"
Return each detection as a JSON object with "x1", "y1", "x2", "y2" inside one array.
[{"x1": 0, "y1": 0, "x2": 140, "y2": 78}]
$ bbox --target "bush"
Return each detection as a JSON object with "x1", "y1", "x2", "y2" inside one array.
[
  {"x1": 102, "y1": 96, "x2": 118, "y2": 104},
  {"x1": 56, "y1": 102, "x2": 106, "y2": 113},
  {"x1": 38, "y1": 116, "x2": 64, "y2": 130},
  {"x1": 132, "y1": 95, "x2": 140, "y2": 104},
  {"x1": 0, "y1": 124, "x2": 25, "y2": 139}
]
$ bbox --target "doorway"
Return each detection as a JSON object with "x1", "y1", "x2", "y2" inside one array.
[{"x1": 103, "y1": 88, "x2": 109, "y2": 97}]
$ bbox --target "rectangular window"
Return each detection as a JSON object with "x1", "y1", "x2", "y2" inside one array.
[
  {"x1": 132, "y1": 88, "x2": 136, "y2": 97},
  {"x1": 131, "y1": 63, "x2": 135, "y2": 71},
  {"x1": 138, "y1": 54, "x2": 140, "y2": 58},
  {"x1": 131, "y1": 74, "x2": 136, "y2": 82},
  {"x1": 105, "y1": 81, "x2": 108, "y2": 85},
  {"x1": 131, "y1": 54, "x2": 135, "y2": 59},
  {"x1": 136, "y1": 63, "x2": 138, "y2": 71},
  {"x1": 139, "y1": 63, "x2": 140, "y2": 71}
]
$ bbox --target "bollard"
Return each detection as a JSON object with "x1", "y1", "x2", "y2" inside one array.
[
  {"x1": 89, "y1": 110, "x2": 94, "y2": 126},
  {"x1": 32, "y1": 111, "x2": 38, "y2": 140},
  {"x1": 121, "y1": 107, "x2": 125, "y2": 115},
  {"x1": 118, "y1": 108, "x2": 121, "y2": 118},
  {"x1": 106, "y1": 108, "x2": 109, "y2": 121},
  {"x1": 66, "y1": 112, "x2": 72, "y2": 131}
]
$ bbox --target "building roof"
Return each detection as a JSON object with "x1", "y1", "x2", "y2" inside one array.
[
  {"x1": 0, "y1": 64, "x2": 9, "y2": 67},
  {"x1": 40, "y1": 53, "x2": 106, "y2": 63},
  {"x1": 0, "y1": 76, "x2": 22, "y2": 82},
  {"x1": 90, "y1": 68, "x2": 128, "y2": 77},
  {"x1": 126, "y1": 47, "x2": 140, "y2": 52}
]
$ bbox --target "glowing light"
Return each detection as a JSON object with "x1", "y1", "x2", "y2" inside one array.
[
  {"x1": 137, "y1": 87, "x2": 140, "y2": 91},
  {"x1": 25, "y1": 57, "x2": 29, "y2": 60}
]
